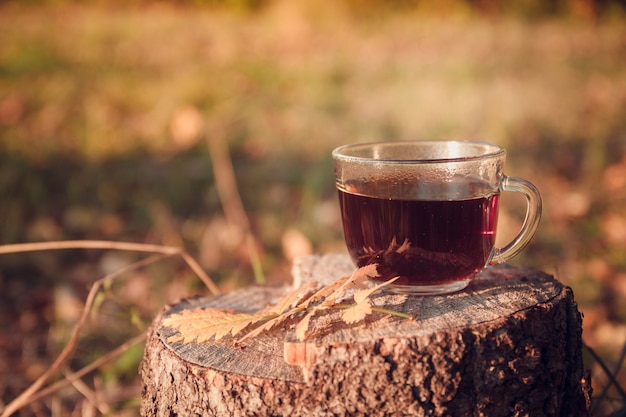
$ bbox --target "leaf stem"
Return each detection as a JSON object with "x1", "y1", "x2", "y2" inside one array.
[
  {"x1": 330, "y1": 304, "x2": 414, "y2": 320},
  {"x1": 371, "y1": 306, "x2": 415, "y2": 320}
]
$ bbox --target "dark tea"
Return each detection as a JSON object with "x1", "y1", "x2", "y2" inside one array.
[
  {"x1": 338, "y1": 179, "x2": 500, "y2": 287},
  {"x1": 333, "y1": 141, "x2": 542, "y2": 294}
]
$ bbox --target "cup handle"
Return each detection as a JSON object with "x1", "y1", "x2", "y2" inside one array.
[{"x1": 490, "y1": 175, "x2": 542, "y2": 265}]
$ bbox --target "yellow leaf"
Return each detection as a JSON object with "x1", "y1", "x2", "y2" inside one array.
[
  {"x1": 341, "y1": 300, "x2": 372, "y2": 324},
  {"x1": 321, "y1": 264, "x2": 379, "y2": 307},
  {"x1": 295, "y1": 310, "x2": 315, "y2": 341},
  {"x1": 353, "y1": 276, "x2": 400, "y2": 304},
  {"x1": 265, "y1": 281, "x2": 319, "y2": 315},
  {"x1": 163, "y1": 308, "x2": 261, "y2": 343},
  {"x1": 237, "y1": 306, "x2": 304, "y2": 344},
  {"x1": 353, "y1": 288, "x2": 369, "y2": 305},
  {"x1": 160, "y1": 262, "x2": 407, "y2": 347},
  {"x1": 301, "y1": 275, "x2": 349, "y2": 308}
]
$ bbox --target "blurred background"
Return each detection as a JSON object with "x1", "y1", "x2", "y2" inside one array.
[{"x1": 1, "y1": 0, "x2": 625, "y2": 415}]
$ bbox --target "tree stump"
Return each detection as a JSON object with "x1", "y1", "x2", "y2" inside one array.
[{"x1": 140, "y1": 253, "x2": 591, "y2": 417}]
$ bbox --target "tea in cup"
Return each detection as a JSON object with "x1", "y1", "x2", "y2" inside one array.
[{"x1": 333, "y1": 140, "x2": 541, "y2": 295}]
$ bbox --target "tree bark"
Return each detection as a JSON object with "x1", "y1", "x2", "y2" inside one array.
[{"x1": 140, "y1": 253, "x2": 591, "y2": 417}]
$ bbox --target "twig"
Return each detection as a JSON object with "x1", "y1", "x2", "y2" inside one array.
[
  {"x1": 608, "y1": 406, "x2": 626, "y2": 417},
  {"x1": 28, "y1": 333, "x2": 147, "y2": 405},
  {"x1": 180, "y1": 250, "x2": 222, "y2": 295},
  {"x1": 0, "y1": 239, "x2": 220, "y2": 295},
  {"x1": 0, "y1": 252, "x2": 168, "y2": 417},
  {"x1": 64, "y1": 371, "x2": 110, "y2": 415},
  {"x1": 206, "y1": 125, "x2": 250, "y2": 234},
  {"x1": 206, "y1": 122, "x2": 265, "y2": 284},
  {"x1": 0, "y1": 240, "x2": 179, "y2": 255},
  {"x1": 247, "y1": 234, "x2": 266, "y2": 285},
  {"x1": 590, "y1": 341, "x2": 626, "y2": 413},
  {"x1": 585, "y1": 343, "x2": 626, "y2": 402}
]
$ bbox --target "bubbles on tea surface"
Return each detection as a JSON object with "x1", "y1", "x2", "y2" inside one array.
[
  {"x1": 415, "y1": 176, "x2": 494, "y2": 200},
  {"x1": 343, "y1": 174, "x2": 495, "y2": 201}
]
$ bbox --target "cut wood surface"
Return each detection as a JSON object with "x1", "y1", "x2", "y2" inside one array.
[{"x1": 140, "y1": 253, "x2": 591, "y2": 417}]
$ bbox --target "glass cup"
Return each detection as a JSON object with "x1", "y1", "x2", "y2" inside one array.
[{"x1": 332, "y1": 140, "x2": 542, "y2": 295}]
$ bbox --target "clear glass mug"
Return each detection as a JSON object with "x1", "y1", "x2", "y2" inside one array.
[{"x1": 332, "y1": 140, "x2": 542, "y2": 295}]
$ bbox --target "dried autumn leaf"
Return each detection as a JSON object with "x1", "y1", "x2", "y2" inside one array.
[
  {"x1": 341, "y1": 300, "x2": 372, "y2": 324},
  {"x1": 300, "y1": 275, "x2": 349, "y2": 309},
  {"x1": 160, "y1": 262, "x2": 412, "y2": 346},
  {"x1": 294, "y1": 310, "x2": 314, "y2": 341},
  {"x1": 353, "y1": 276, "x2": 400, "y2": 304},
  {"x1": 237, "y1": 282, "x2": 321, "y2": 344},
  {"x1": 237, "y1": 304, "x2": 306, "y2": 344},
  {"x1": 343, "y1": 263, "x2": 379, "y2": 290},
  {"x1": 298, "y1": 264, "x2": 376, "y2": 309},
  {"x1": 163, "y1": 308, "x2": 262, "y2": 343},
  {"x1": 321, "y1": 264, "x2": 378, "y2": 307},
  {"x1": 264, "y1": 281, "x2": 319, "y2": 315}
]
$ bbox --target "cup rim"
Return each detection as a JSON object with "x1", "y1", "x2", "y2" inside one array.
[{"x1": 332, "y1": 140, "x2": 506, "y2": 164}]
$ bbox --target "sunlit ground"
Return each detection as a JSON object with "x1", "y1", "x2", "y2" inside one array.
[{"x1": 1, "y1": 1, "x2": 625, "y2": 415}]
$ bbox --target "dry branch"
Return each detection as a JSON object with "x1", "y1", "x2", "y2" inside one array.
[
  {"x1": 0, "y1": 240, "x2": 220, "y2": 294},
  {"x1": 0, "y1": 240, "x2": 219, "y2": 417}
]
